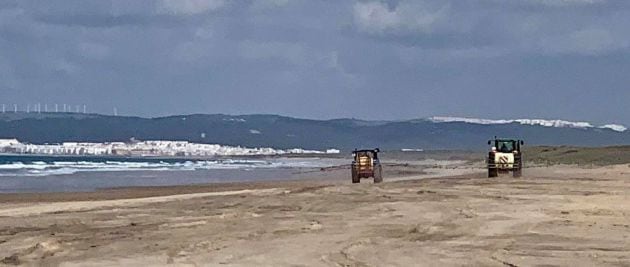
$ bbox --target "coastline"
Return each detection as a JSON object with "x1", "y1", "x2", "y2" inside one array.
[
  {"x1": 0, "y1": 161, "x2": 433, "y2": 202},
  {"x1": 0, "y1": 152, "x2": 345, "y2": 161}
]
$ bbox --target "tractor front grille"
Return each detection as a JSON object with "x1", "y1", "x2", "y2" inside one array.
[{"x1": 357, "y1": 156, "x2": 373, "y2": 171}]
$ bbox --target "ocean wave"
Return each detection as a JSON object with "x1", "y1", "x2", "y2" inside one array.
[{"x1": 0, "y1": 158, "x2": 342, "y2": 177}]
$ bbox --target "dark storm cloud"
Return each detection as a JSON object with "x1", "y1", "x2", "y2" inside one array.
[{"x1": 1, "y1": 0, "x2": 629, "y2": 125}]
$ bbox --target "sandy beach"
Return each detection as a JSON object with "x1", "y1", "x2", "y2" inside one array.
[
  {"x1": 5, "y1": 0, "x2": 630, "y2": 265},
  {"x1": 0, "y1": 162, "x2": 629, "y2": 266}
]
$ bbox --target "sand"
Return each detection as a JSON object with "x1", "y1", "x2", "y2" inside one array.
[{"x1": 0, "y1": 163, "x2": 629, "y2": 266}]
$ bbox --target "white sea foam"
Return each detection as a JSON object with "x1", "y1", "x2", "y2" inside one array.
[
  {"x1": 599, "y1": 124, "x2": 627, "y2": 132},
  {"x1": 401, "y1": 148, "x2": 424, "y2": 152},
  {"x1": 0, "y1": 140, "x2": 341, "y2": 157},
  {"x1": 0, "y1": 158, "x2": 344, "y2": 177}
]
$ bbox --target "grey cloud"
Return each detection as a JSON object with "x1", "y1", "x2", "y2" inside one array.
[
  {"x1": 35, "y1": 14, "x2": 165, "y2": 28},
  {"x1": 25, "y1": 0, "x2": 222, "y2": 28},
  {"x1": 238, "y1": 40, "x2": 309, "y2": 66},
  {"x1": 0, "y1": 0, "x2": 629, "y2": 125},
  {"x1": 352, "y1": 0, "x2": 630, "y2": 55},
  {"x1": 537, "y1": 28, "x2": 629, "y2": 55},
  {"x1": 156, "y1": 0, "x2": 226, "y2": 15}
]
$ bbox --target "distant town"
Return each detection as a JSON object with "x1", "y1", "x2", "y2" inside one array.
[{"x1": 0, "y1": 139, "x2": 340, "y2": 157}]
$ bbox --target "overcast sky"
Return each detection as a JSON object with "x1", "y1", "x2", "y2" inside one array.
[{"x1": 0, "y1": 0, "x2": 629, "y2": 124}]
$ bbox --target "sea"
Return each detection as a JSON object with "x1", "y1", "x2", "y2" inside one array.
[{"x1": 0, "y1": 154, "x2": 346, "y2": 193}]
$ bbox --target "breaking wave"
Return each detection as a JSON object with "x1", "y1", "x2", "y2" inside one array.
[{"x1": 0, "y1": 157, "x2": 343, "y2": 177}]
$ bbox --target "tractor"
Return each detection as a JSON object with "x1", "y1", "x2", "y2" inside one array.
[
  {"x1": 487, "y1": 138, "x2": 524, "y2": 178},
  {"x1": 351, "y1": 148, "x2": 383, "y2": 183}
]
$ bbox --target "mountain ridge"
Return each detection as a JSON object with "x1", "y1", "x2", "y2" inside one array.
[{"x1": 0, "y1": 113, "x2": 628, "y2": 150}]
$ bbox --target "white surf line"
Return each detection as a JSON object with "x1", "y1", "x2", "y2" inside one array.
[{"x1": 0, "y1": 188, "x2": 284, "y2": 217}]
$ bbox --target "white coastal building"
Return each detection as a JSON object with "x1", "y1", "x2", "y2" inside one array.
[
  {"x1": 0, "y1": 139, "x2": 339, "y2": 157},
  {"x1": 0, "y1": 139, "x2": 19, "y2": 147}
]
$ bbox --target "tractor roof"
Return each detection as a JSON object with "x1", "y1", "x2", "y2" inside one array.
[
  {"x1": 491, "y1": 137, "x2": 524, "y2": 141},
  {"x1": 353, "y1": 148, "x2": 380, "y2": 153},
  {"x1": 489, "y1": 139, "x2": 524, "y2": 145}
]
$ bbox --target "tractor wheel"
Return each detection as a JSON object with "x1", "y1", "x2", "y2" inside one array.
[
  {"x1": 513, "y1": 167, "x2": 522, "y2": 178},
  {"x1": 488, "y1": 168, "x2": 498, "y2": 178},
  {"x1": 373, "y1": 165, "x2": 383, "y2": 183},
  {"x1": 351, "y1": 168, "x2": 360, "y2": 183},
  {"x1": 513, "y1": 156, "x2": 523, "y2": 178}
]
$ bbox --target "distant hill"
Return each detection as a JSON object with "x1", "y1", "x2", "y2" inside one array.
[
  {"x1": 0, "y1": 113, "x2": 628, "y2": 151},
  {"x1": 524, "y1": 146, "x2": 630, "y2": 166}
]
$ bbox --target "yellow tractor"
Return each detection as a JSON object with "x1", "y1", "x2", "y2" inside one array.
[
  {"x1": 351, "y1": 149, "x2": 383, "y2": 183},
  {"x1": 487, "y1": 138, "x2": 524, "y2": 178}
]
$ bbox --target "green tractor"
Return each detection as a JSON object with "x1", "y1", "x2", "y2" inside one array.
[
  {"x1": 351, "y1": 149, "x2": 383, "y2": 183},
  {"x1": 487, "y1": 138, "x2": 524, "y2": 178}
]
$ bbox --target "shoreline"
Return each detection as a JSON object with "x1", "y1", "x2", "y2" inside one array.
[
  {"x1": 0, "y1": 160, "x2": 436, "y2": 199},
  {"x1": 0, "y1": 152, "x2": 346, "y2": 161},
  {"x1": 0, "y1": 178, "x2": 341, "y2": 203},
  {"x1": 0, "y1": 163, "x2": 619, "y2": 204},
  {"x1": 0, "y1": 164, "x2": 419, "y2": 202}
]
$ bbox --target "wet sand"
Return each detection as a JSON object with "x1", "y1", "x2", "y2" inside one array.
[{"x1": 1, "y1": 163, "x2": 629, "y2": 266}]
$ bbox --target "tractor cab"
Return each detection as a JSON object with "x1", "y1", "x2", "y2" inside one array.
[{"x1": 489, "y1": 139, "x2": 523, "y2": 153}]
